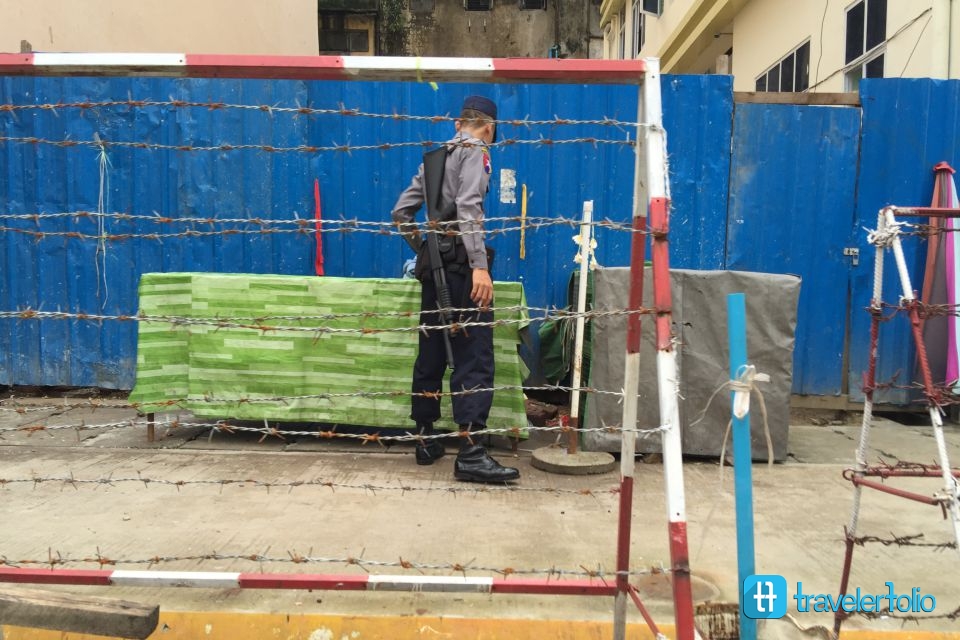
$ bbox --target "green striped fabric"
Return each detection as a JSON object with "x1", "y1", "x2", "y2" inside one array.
[{"x1": 129, "y1": 273, "x2": 529, "y2": 433}]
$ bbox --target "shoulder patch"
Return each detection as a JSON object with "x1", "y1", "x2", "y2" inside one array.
[{"x1": 482, "y1": 147, "x2": 492, "y2": 175}]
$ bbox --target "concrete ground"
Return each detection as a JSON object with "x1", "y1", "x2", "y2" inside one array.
[{"x1": 0, "y1": 395, "x2": 957, "y2": 639}]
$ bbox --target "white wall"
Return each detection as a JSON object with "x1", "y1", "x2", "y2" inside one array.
[
  {"x1": 1, "y1": 0, "x2": 318, "y2": 55},
  {"x1": 734, "y1": 0, "x2": 946, "y2": 93}
]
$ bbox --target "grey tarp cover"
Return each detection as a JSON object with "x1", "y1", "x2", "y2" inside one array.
[{"x1": 583, "y1": 268, "x2": 801, "y2": 461}]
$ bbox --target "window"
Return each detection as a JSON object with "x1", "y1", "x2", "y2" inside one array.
[
  {"x1": 464, "y1": 0, "x2": 492, "y2": 10},
  {"x1": 318, "y1": 12, "x2": 370, "y2": 54},
  {"x1": 642, "y1": 0, "x2": 662, "y2": 16},
  {"x1": 633, "y1": 2, "x2": 644, "y2": 57},
  {"x1": 755, "y1": 41, "x2": 810, "y2": 92},
  {"x1": 845, "y1": 0, "x2": 886, "y2": 63},
  {"x1": 519, "y1": 0, "x2": 546, "y2": 8},
  {"x1": 410, "y1": 0, "x2": 435, "y2": 12},
  {"x1": 845, "y1": 0, "x2": 886, "y2": 91},
  {"x1": 617, "y1": 8, "x2": 626, "y2": 60}
]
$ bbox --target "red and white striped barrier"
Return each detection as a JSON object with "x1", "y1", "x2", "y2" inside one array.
[
  {"x1": 0, "y1": 53, "x2": 646, "y2": 84},
  {"x1": 0, "y1": 567, "x2": 616, "y2": 596}
]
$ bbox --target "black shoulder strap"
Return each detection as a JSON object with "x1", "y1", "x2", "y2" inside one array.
[{"x1": 422, "y1": 147, "x2": 448, "y2": 223}]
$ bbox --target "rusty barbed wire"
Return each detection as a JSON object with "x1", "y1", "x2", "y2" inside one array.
[
  {"x1": 0, "y1": 472, "x2": 618, "y2": 498},
  {"x1": 857, "y1": 604, "x2": 960, "y2": 623},
  {"x1": 0, "y1": 99, "x2": 647, "y2": 131},
  {"x1": 0, "y1": 307, "x2": 655, "y2": 335},
  {"x1": 879, "y1": 301, "x2": 960, "y2": 319},
  {"x1": 0, "y1": 220, "x2": 646, "y2": 243},
  {"x1": 0, "y1": 383, "x2": 630, "y2": 417},
  {"x1": 898, "y1": 222, "x2": 960, "y2": 238},
  {"x1": 0, "y1": 135, "x2": 635, "y2": 155},
  {"x1": 851, "y1": 533, "x2": 958, "y2": 551},
  {"x1": 0, "y1": 548, "x2": 666, "y2": 579},
  {"x1": 0, "y1": 210, "x2": 640, "y2": 235},
  {"x1": 0, "y1": 418, "x2": 668, "y2": 441}
]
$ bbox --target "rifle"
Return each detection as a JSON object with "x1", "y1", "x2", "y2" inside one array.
[{"x1": 421, "y1": 146, "x2": 457, "y2": 370}]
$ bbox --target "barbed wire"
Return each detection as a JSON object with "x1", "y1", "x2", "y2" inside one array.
[
  {"x1": 857, "y1": 604, "x2": 960, "y2": 623},
  {"x1": 0, "y1": 212, "x2": 643, "y2": 236},
  {"x1": 0, "y1": 418, "x2": 667, "y2": 442},
  {"x1": 880, "y1": 301, "x2": 960, "y2": 319},
  {"x1": 0, "y1": 383, "x2": 628, "y2": 416},
  {"x1": 0, "y1": 548, "x2": 667, "y2": 579},
  {"x1": 851, "y1": 533, "x2": 958, "y2": 551},
  {"x1": 0, "y1": 135, "x2": 635, "y2": 155},
  {"x1": 0, "y1": 99, "x2": 646, "y2": 131},
  {"x1": 0, "y1": 473, "x2": 617, "y2": 498},
  {"x1": 0, "y1": 307, "x2": 654, "y2": 335}
]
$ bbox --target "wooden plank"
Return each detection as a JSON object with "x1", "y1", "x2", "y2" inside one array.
[
  {"x1": 0, "y1": 587, "x2": 159, "y2": 639},
  {"x1": 734, "y1": 91, "x2": 860, "y2": 107}
]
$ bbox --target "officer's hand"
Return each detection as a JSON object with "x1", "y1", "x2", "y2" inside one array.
[{"x1": 471, "y1": 268, "x2": 493, "y2": 308}]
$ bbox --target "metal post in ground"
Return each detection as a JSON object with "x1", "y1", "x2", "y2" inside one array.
[
  {"x1": 530, "y1": 207, "x2": 615, "y2": 482},
  {"x1": 834, "y1": 208, "x2": 887, "y2": 637},
  {"x1": 727, "y1": 292, "x2": 756, "y2": 640},
  {"x1": 567, "y1": 199, "x2": 594, "y2": 455}
]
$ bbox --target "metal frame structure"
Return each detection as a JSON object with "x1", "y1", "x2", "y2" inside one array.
[
  {"x1": 834, "y1": 204, "x2": 960, "y2": 636},
  {"x1": 0, "y1": 53, "x2": 693, "y2": 640}
]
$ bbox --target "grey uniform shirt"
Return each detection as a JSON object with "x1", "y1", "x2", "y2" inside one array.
[{"x1": 391, "y1": 132, "x2": 492, "y2": 271}]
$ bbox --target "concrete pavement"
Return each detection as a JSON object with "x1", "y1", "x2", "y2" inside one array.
[{"x1": 0, "y1": 397, "x2": 957, "y2": 639}]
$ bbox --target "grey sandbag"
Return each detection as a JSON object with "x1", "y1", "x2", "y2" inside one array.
[{"x1": 582, "y1": 268, "x2": 800, "y2": 461}]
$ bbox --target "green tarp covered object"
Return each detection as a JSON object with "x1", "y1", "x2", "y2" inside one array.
[{"x1": 129, "y1": 273, "x2": 529, "y2": 432}]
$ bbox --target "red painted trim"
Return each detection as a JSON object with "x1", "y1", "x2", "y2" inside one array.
[
  {"x1": 238, "y1": 573, "x2": 369, "y2": 590},
  {"x1": 492, "y1": 58, "x2": 645, "y2": 83},
  {"x1": 615, "y1": 476, "x2": 634, "y2": 592},
  {"x1": 0, "y1": 53, "x2": 35, "y2": 74},
  {"x1": 626, "y1": 216, "x2": 647, "y2": 354},
  {"x1": 892, "y1": 206, "x2": 960, "y2": 218},
  {"x1": 649, "y1": 198, "x2": 673, "y2": 351},
  {"x1": 0, "y1": 567, "x2": 112, "y2": 586},
  {"x1": 491, "y1": 579, "x2": 616, "y2": 596},
  {"x1": 667, "y1": 521, "x2": 695, "y2": 640},
  {"x1": 184, "y1": 54, "x2": 348, "y2": 80}
]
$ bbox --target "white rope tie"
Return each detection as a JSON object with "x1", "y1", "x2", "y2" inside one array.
[
  {"x1": 691, "y1": 365, "x2": 774, "y2": 481},
  {"x1": 865, "y1": 219, "x2": 908, "y2": 248}
]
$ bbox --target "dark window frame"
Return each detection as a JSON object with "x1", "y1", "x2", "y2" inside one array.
[
  {"x1": 845, "y1": 0, "x2": 887, "y2": 64},
  {"x1": 464, "y1": 0, "x2": 492, "y2": 10},
  {"x1": 754, "y1": 40, "x2": 811, "y2": 93},
  {"x1": 518, "y1": 0, "x2": 546, "y2": 9}
]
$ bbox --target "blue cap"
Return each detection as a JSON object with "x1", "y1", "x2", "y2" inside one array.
[{"x1": 462, "y1": 95, "x2": 497, "y2": 120}]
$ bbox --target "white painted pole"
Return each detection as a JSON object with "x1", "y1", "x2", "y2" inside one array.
[{"x1": 568, "y1": 200, "x2": 594, "y2": 454}]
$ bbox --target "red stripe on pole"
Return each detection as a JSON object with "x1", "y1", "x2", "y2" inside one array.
[
  {"x1": 314, "y1": 178, "x2": 324, "y2": 276},
  {"x1": 626, "y1": 216, "x2": 647, "y2": 354},
  {"x1": 0, "y1": 53, "x2": 35, "y2": 74},
  {"x1": 0, "y1": 567, "x2": 112, "y2": 586},
  {"x1": 238, "y1": 573, "x2": 369, "y2": 590},
  {"x1": 492, "y1": 58, "x2": 645, "y2": 82},
  {"x1": 615, "y1": 475, "x2": 635, "y2": 593},
  {"x1": 668, "y1": 521, "x2": 696, "y2": 640},
  {"x1": 649, "y1": 198, "x2": 673, "y2": 351},
  {"x1": 184, "y1": 54, "x2": 348, "y2": 80},
  {"x1": 491, "y1": 579, "x2": 616, "y2": 596}
]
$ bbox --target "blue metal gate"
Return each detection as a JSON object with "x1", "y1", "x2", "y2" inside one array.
[{"x1": 726, "y1": 101, "x2": 862, "y2": 396}]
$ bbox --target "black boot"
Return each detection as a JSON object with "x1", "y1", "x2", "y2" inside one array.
[
  {"x1": 454, "y1": 444, "x2": 520, "y2": 483},
  {"x1": 414, "y1": 423, "x2": 445, "y2": 466}
]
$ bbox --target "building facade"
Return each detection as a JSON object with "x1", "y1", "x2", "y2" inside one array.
[
  {"x1": 2, "y1": 0, "x2": 600, "y2": 60},
  {"x1": 600, "y1": 0, "x2": 960, "y2": 92}
]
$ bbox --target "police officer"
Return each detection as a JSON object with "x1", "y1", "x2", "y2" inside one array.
[{"x1": 391, "y1": 95, "x2": 520, "y2": 483}]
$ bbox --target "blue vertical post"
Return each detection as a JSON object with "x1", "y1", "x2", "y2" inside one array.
[{"x1": 728, "y1": 293, "x2": 756, "y2": 640}]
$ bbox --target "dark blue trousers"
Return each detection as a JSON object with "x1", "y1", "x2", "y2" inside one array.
[{"x1": 411, "y1": 270, "x2": 495, "y2": 428}]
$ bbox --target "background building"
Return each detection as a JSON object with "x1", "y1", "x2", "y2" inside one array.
[
  {"x1": 601, "y1": 0, "x2": 960, "y2": 92},
  {"x1": 1, "y1": 0, "x2": 601, "y2": 59}
]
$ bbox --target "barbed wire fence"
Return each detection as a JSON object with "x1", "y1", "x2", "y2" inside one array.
[
  {"x1": 2, "y1": 83, "x2": 959, "y2": 635},
  {"x1": 0, "y1": 87, "x2": 682, "y2": 600}
]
